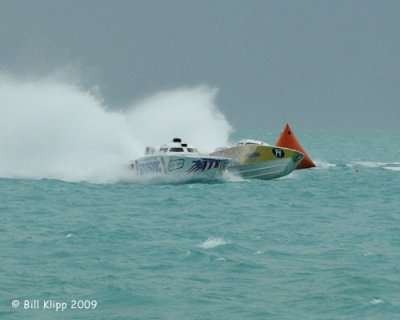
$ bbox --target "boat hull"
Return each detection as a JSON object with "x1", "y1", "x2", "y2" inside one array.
[
  {"x1": 210, "y1": 145, "x2": 304, "y2": 180},
  {"x1": 129, "y1": 155, "x2": 230, "y2": 183}
]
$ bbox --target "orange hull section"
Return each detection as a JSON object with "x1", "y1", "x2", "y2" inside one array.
[{"x1": 275, "y1": 124, "x2": 316, "y2": 169}]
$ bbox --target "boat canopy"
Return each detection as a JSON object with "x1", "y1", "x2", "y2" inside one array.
[{"x1": 153, "y1": 138, "x2": 199, "y2": 155}]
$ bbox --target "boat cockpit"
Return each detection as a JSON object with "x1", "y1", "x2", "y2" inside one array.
[{"x1": 144, "y1": 138, "x2": 199, "y2": 155}]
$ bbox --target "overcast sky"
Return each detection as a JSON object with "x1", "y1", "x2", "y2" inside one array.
[{"x1": 1, "y1": 0, "x2": 399, "y2": 130}]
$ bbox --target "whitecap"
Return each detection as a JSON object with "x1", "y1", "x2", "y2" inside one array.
[
  {"x1": 314, "y1": 160, "x2": 336, "y2": 169},
  {"x1": 383, "y1": 166, "x2": 400, "y2": 171},
  {"x1": 370, "y1": 298, "x2": 384, "y2": 305},
  {"x1": 350, "y1": 161, "x2": 400, "y2": 171},
  {"x1": 216, "y1": 257, "x2": 226, "y2": 261},
  {"x1": 65, "y1": 233, "x2": 73, "y2": 239},
  {"x1": 198, "y1": 237, "x2": 229, "y2": 249},
  {"x1": 354, "y1": 161, "x2": 387, "y2": 168}
]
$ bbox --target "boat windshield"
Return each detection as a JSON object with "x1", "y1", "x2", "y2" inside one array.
[
  {"x1": 159, "y1": 147, "x2": 168, "y2": 152},
  {"x1": 187, "y1": 148, "x2": 197, "y2": 153},
  {"x1": 169, "y1": 147, "x2": 184, "y2": 152},
  {"x1": 238, "y1": 140, "x2": 266, "y2": 146}
]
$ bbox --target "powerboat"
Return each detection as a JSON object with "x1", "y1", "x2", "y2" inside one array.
[
  {"x1": 210, "y1": 139, "x2": 304, "y2": 180},
  {"x1": 129, "y1": 138, "x2": 231, "y2": 183}
]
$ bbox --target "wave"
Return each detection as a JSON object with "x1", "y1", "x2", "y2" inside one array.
[
  {"x1": 351, "y1": 161, "x2": 400, "y2": 171},
  {"x1": 313, "y1": 160, "x2": 336, "y2": 169},
  {"x1": 370, "y1": 298, "x2": 384, "y2": 305},
  {"x1": 221, "y1": 171, "x2": 246, "y2": 182},
  {"x1": 299, "y1": 160, "x2": 400, "y2": 173},
  {"x1": 278, "y1": 171, "x2": 300, "y2": 180},
  {"x1": 383, "y1": 166, "x2": 400, "y2": 171},
  {"x1": 353, "y1": 161, "x2": 391, "y2": 168},
  {"x1": 198, "y1": 237, "x2": 229, "y2": 249}
]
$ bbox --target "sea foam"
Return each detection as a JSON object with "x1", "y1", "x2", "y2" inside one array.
[
  {"x1": 370, "y1": 298, "x2": 384, "y2": 305},
  {"x1": 314, "y1": 160, "x2": 336, "y2": 169},
  {"x1": 198, "y1": 237, "x2": 229, "y2": 249},
  {"x1": 383, "y1": 166, "x2": 400, "y2": 171}
]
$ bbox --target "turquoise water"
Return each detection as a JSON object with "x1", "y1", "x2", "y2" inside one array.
[{"x1": 1, "y1": 131, "x2": 400, "y2": 319}]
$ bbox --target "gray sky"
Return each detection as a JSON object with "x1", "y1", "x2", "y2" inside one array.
[{"x1": 1, "y1": 0, "x2": 399, "y2": 130}]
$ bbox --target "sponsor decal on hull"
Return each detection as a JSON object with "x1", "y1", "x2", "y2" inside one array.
[
  {"x1": 135, "y1": 158, "x2": 162, "y2": 176},
  {"x1": 168, "y1": 159, "x2": 185, "y2": 171},
  {"x1": 186, "y1": 159, "x2": 229, "y2": 174}
]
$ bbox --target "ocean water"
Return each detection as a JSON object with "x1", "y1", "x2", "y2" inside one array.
[{"x1": 1, "y1": 130, "x2": 400, "y2": 320}]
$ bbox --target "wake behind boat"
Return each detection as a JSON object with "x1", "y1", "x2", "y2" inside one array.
[
  {"x1": 129, "y1": 138, "x2": 231, "y2": 183},
  {"x1": 210, "y1": 139, "x2": 304, "y2": 180}
]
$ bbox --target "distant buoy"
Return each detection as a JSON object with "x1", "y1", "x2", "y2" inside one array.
[
  {"x1": 355, "y1": 169, "x2": 359, "y2": 173},
  {"x1": 275, "y1": 123, "x2": 316, "y2": 169}
]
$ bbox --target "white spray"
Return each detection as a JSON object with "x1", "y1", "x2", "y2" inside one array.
[{"x1": 0, "y1": 74, "x2": 232, "y2": 183}]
